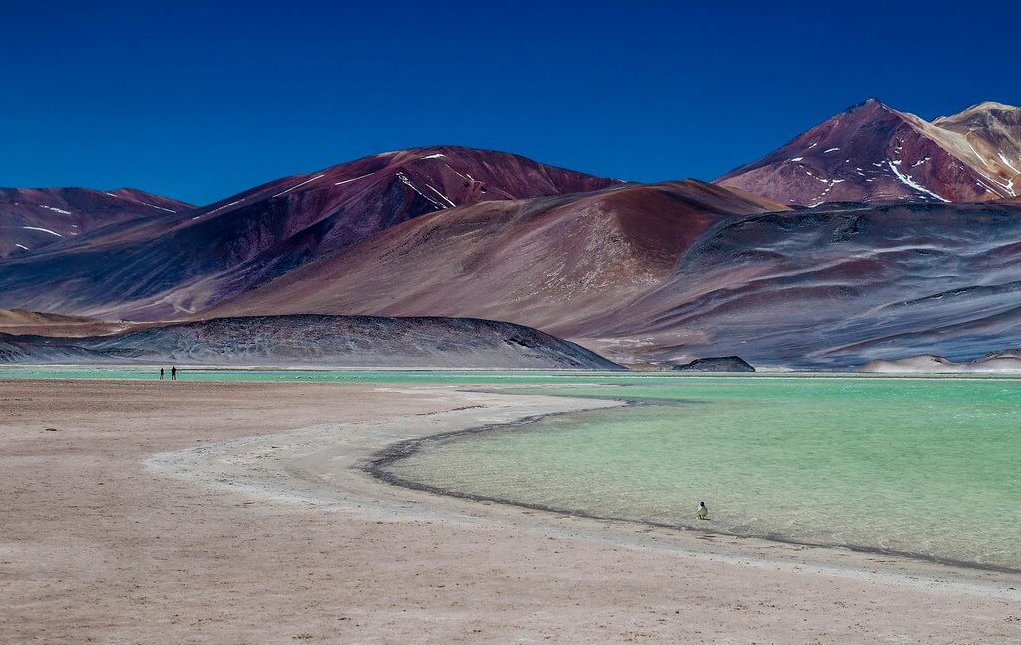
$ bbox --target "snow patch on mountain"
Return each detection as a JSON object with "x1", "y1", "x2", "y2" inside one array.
[
  {"x1": 886, "y1": 161, "x2": 948, "y2": 202},
  {"x1": 22, "y1": 226, "x2": 63, "y2": 237},
  {"x1": 272, "y1": 174, "x2": 325, "y2": 198}
]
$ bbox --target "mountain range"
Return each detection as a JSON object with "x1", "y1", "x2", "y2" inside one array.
[{"x1": 2, "y1": 99, "x2": 1019, "y2": 368}]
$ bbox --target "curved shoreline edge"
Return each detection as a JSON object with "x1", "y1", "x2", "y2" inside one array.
[
  {"x1": 147, "y1": 385, "x2": 1021, "y2": 597},
  {"x1": 363, "y1": 396, "x2": 1021, "y2": 576}
]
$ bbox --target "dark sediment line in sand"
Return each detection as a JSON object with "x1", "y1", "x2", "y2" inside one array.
[{"x1": 363, "y1": 396, "x2": 1021, "y2": 576}]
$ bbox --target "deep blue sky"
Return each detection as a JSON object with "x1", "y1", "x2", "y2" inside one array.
[{"x1": 4, "y1": 1, "x2": 1019, "y2": 205}]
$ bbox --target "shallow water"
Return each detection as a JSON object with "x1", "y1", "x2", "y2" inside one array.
[
  {"x1": 384, "y1": 377, "x2": 1021, "y2": 570},
  {"x1": 4, "y1": 367, "x2": 1018, "y2": 569},
  {"x1": 0, "y1": 366, "x2": 625, "y2": 384}
]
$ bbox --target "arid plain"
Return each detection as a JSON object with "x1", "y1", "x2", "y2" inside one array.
[{"x1": 2, "y1": 379, "x2": 1017, "y2": 643}]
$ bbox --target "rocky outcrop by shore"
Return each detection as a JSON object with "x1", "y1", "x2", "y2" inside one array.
[{"x1": 671, "y1": 356, "x2": 755, "y2": 373}]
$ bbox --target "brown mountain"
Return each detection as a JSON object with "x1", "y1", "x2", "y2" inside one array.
[
  {"x1": 0, "y1": 187, "x2": 192, "y2": 258},
  {"x1": 0, "y1": 147, "x2": 621, "y2": 319},
  {"x1": 716, "y1": 100, "x2": 1021, "y2": 206},
  {"x1": 201, "y1": 180, "x2": 786, "y2": 335}
]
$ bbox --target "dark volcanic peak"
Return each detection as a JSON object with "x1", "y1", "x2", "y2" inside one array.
[
  {"x1": 717, "y1": 99, "x2": 1021, "y2": 206},
  {"x1": 0, "y1": 187, "x2": 192, "y2": 258},
  {"x1": 0, "y1": 315, "x2": 622, "y2": 370}
]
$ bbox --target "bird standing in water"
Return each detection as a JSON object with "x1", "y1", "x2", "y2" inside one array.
[{"x1": 697, "y1": 501, "x2": 709, "y2": 521}]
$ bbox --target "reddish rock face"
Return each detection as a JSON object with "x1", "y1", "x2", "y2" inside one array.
[
  {"x1": 0, "y1": 147, "x2": 621, "y2": 318},
  {"x1": 202, "y1": 180, "x2": 785, "y2": 333},
  {"x1": 179, "y1": 145, "x2": 623, "y2": 299},
  {"x1": 717, "y1": 99, "x2": 1021, "y2": 206},
  {"x1": 0, "y1": 187, "x2": 192, "y2": 258}
]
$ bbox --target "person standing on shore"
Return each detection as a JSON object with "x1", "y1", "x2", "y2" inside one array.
[
  {"x1": 160, "y1": 368, "x2": 165, "y2": 380},
  {"x1": 171, "y1": 366, "x2": 177, "y2": 381}
]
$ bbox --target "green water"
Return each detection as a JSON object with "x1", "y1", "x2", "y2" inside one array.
[
  {"x1": 4, "y1": 368, "x2": 1018, "y2": 569},
  {"x1": 0, "y1": 366, "x2": 629, "y2": 384},
  {"x1": 385, "y1": 377, "x2": 1021, "y2": 571}
]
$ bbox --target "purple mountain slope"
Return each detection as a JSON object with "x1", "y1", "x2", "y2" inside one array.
[
  {"x1": 0, "y1": 187, "x2": 192, "y2": 258},
  {"x1": 717, "y1": 100, "x2": 1021, "y2": 206},
  {"x1": 0, "y1": 146, "x2": 621, "y2": 318},
  {"x1": 578, "y1": 202, "x2": 1021, "y2": 367}
]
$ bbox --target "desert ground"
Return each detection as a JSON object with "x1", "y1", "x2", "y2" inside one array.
[{"x1": 1, "y1": 379, "x2": 1018, "y2": 643}]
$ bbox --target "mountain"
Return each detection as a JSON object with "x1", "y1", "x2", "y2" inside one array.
[
  {"x1": 929, "y1": 101, "x2": 1021, "y2": 195},
  {"x1": 581, "y1": 201, "x2": 1021, "y2": 367},
  {"x1": 201, "y1": 180, "x2": 787, "y2": 333},
  {"x1": 717, "y1": 99, "x2": 1021, "y2": 206},
  {"x1": 0, "y1": 315, "x2": 621, "y2": 369},
  {"x1": 0, "y1": 187, "x2": 192, "y2": 257},
  {"x1": 0, "y1": 146, "x2": 621, "y2": 319},
  {"x1": 5, "y1": 136, "x2": 1021, "y2": 370},
  {"x1": 210, "y1": 191, "x2": 1021, "y2": 369}
]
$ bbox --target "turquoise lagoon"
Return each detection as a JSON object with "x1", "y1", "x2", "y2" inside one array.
[
  {"x1": 4, "y1": 368, "x2": 1018, "y2": 569},
  {"x1": 384, "y1": 375, "x2": 1021, "y2": 571}
]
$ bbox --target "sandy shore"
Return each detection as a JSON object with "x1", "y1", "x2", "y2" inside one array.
[{"x1": 2, "y1": 380, "x2": 1018, "y2": 643}]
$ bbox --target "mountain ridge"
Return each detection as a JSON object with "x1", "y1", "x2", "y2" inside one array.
[
  {"x1": 0, "y1": 146, "x2": 623, "y2": 320},
  {"x1": 199, "y1": 179, "x2": 787, "y2": 334},
  {"x1": 0, "y1": 187, "x2": 193, "y2": 258},
  {"x1": 717, "y1": 99, "x2": 1021, "y2": 206}
]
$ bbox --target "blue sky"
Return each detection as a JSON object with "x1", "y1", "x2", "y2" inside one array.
[{"x1": 3, "y1": 1, "x2": 1019, "y2": 205}]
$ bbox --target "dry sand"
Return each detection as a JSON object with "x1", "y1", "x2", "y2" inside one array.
[{"x1": 1, "y1": 379, "x2": 1018, "y2": 644}]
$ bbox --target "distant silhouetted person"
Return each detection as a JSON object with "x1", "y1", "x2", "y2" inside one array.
[
  {"x1": 160, "y1": 368, "x2": 165, "y2": 380},
  {"x1": 171, "y1": 366, "x2": 177, "y2": 381}
]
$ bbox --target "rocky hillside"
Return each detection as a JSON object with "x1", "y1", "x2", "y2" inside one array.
[
  {"x1": 0, "y1": 315, "x2": 622, "y2": 369},
  {"x1": 201, "y1": 180, "x2": 786, "y2": 333},
  {"x1": 717, "y1": 100, "x2": 1021, "y2": 206},
  {"x1": 5, "y1": 135, "x2": 1021, "y2": 370},
  {"x1": 586, "y1": 201, "x2": 1021, "y2": 368},
  {"x1": 0, "y1": 146, "x2": 620, "y2": 319},
  {"x1": 0, "y1": 187, "x2": 192, "y2": 258}
]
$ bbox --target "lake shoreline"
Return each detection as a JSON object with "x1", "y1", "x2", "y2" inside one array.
[
  {"x1": 364, "y1": 397, "x2": 1021, "y2": 575},
  {"x1": 3, "y1": 378, "x2": 1019, "y2": 643},
  {"x1": 150, "y1": 383, "x2": 1019, "y2": 596}
]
